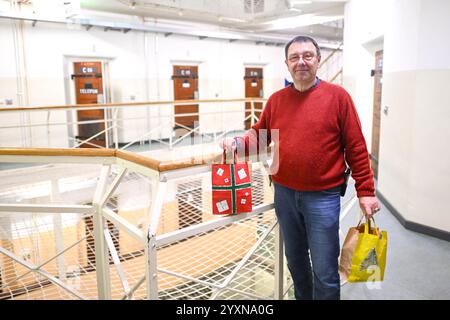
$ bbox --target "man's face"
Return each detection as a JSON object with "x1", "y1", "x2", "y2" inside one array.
[{"x1": 285, "y1": 41, "x2": 321, "y2": 85}]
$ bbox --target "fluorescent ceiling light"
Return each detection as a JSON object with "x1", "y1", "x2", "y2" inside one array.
[
  {"x1": 218, "y1": 16, "x2": 247, "y2": 23},
  {"x1": 263, "y1": 14, "x2": 343, "y2": 30},
  {"x1": 290, "y1": 0, "x2": 313, "y2": 4}
]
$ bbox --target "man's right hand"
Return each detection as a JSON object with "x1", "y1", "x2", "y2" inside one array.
[{"x1": 219, "y1": 137, "x2": 236, "y2": 153}]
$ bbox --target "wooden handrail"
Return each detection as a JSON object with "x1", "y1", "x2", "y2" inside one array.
[
  {"x1": 157, "y1": 152, "x2": 222, "y2": 172},
  {"x1": 0, "y1": 147, "x2": 223, "y2": 172},
  {"x1": 115, "y1": 149, "x2": 164, "y2": 172},
  {"x1": 0, "y1": 98, "x2": 267, "y2": 113},
  {"x1": 0, "y1": 148, "x2": 116, "y2": 157}
]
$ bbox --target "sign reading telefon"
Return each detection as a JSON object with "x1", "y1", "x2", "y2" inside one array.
[{"x1": 79, "y1": 89, "x2": 98, "y2": 94}]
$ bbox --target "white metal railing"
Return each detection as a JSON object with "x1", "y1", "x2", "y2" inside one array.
[
  {"x1": 0, "y1": 98, "x2": 266, "y2": 151},
  {"x1": 0, "y1": 144, "x2": 356, "y2": 299},
  {"x1": 319, "y1": 43, "x2": 343, "y2": 86},
  {"x1": 0, "y1": 149, "x2": 282, "y2": 299},
  {"x1": 0, "y1": 47, "x2": 345, "y2": 151}
]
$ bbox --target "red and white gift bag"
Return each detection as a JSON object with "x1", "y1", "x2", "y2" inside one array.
[{"x1": 212, "y1": 151, "x2": 252, "y2": 215}]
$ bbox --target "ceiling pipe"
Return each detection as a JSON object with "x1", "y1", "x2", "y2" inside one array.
[{"x1": 0, "y1": 10, "x2": 342, "y2": 49}]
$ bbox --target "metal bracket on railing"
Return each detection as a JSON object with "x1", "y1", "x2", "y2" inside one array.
[
  {"x1": 146, "y1": 233, "x2": 158, "y2": 300},
  {"x1": 104, "y1": 229, "x2": 131, "y2": 298}
]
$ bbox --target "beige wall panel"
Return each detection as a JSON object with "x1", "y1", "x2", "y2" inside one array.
[
  {"x1": 378, "y1": 69, "x2": 450, "y2": 231},
  {"x1": 377, "y1": 70, "x2": 416, "y2": 216},
  {"x1": 408, "y1": 70, "x2": 450, "y2": 230}
]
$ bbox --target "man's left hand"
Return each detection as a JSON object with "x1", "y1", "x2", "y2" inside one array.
[{"x1": 359, "y1": 196, "x2": 381, "y2": 218}]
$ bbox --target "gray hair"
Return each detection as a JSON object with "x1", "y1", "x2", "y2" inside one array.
[{"x1": 284, "y1": 35, "x2": 321, "y2": 58}]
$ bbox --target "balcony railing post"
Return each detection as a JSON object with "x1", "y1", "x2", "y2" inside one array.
[
  {"x1": 274, "y1": 223, "x2": 284, "y2": 300},
  {"x1": 146, "y1": 233, "x2": 158, "y2": 300},
  {"x1": 259, "y1": 159, "x2": 284, "y2": 299},
  {"x1": 50, "y1": 179, "x2": 66, "y2": 281},
  {"x1": 113, "y1": 107, "x2": 119, "y2": 149},
  {"x1": 145, "y1": 178, "x2": 166, "y2": 300},
  {"x1": 250, "y1": 100, "x2": 255, "y2": 127},
  {"x1": 92, "y1": 165, "x2": 112, "y2": 299},
  {"x1": 104, "y1": 107, "x2": 109, "y2": 148}
]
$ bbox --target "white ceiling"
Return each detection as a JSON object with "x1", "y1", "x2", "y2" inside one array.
[{"x1": 80, "y1": 0, "x2": 346, "y2": 43}]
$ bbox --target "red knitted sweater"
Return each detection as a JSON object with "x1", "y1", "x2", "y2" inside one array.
[{"x1": 243, "y1": 81, "x2": 375, "y2": 197}]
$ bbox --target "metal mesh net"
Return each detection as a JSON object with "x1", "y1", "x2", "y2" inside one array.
[
  {"x1": 0, "y1": 161, "x2": 281, "y2": 300},
  {"x1": 154, "y1": 165, "x2": 279, "y2": 300}
]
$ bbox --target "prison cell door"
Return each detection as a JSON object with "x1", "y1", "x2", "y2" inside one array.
[
  {"x1": 172, "y1": 65, "x2": 199, "y2": 136},
  {"x1": 73, "y1": 61, "x2": 106, "y2": 148},
  {"x1": 371, "y1": 51, "x2": 383, "y2": 179},
  {"x1": 245, "y1": 67, "x2": 263, "y2": 130}
]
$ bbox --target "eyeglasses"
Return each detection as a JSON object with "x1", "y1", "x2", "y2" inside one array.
[{"x1": 288, "y1": 53, "x2": 316, "y2": 63}]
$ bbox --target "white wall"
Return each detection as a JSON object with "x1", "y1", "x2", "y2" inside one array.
[
  {"x1": 0, "y1": 18, "x2": 285, "y2": 147},
  {"x1": 344, "y1": 0, "x2": 450, "y2": 233},
  {"x1": 343, "y1": 0, "x2": 388, "y2": 151},
  {"x1": 380, "y1": 0, "x2": 450, "y2": 232},
  {"x1": 0, "y1": 19, "x2": 23, "y2": 146}
]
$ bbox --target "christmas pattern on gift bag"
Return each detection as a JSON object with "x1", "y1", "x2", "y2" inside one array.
[{"x1": 212, "y1": 163, "x2": 252, "y2": 215}]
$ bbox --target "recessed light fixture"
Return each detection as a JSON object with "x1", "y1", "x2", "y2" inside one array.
[
  {"x1": 289, "y1": 8, "x2": 303, "y2": 13},
  {"x1": 218, "y1": 16, "x2": 247, "y2": 23},
  {"x1": 264, "y1": 14, "x2": 343, "y2": 30},
  {"x1": 290, "y1": 0, "x2": 313, "y2": 4}
]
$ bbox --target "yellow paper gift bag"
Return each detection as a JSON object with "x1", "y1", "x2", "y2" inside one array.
[{"x1": 348, "y1": 217, "x2": 387, "y2": 283}]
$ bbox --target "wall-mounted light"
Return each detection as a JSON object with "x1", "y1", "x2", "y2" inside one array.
[
  {"x1": 251, "y1": 78, "x2": 257, "y2": 87},
  {"x1": 182, "y1": 79, "x2": 190, "y2": 88}
]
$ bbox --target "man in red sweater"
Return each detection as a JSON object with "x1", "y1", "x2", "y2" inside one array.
[{"x1": 221, "y1": 36, "x2": 380, "y2": 300}]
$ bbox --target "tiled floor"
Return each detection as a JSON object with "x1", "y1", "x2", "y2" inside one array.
[{"x1": 339, "y1": 181, "x2": 450, "y2": 300}]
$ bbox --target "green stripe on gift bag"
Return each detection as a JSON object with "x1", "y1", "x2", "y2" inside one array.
[{"x1": 212, "y1": 164, "x2": 251, "y2": 214}]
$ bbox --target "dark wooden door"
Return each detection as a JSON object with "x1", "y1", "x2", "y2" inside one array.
[
  {"x1": 371, "y1": 51, "x2": 383, "y2": 179},
  {"x1": 73, "y1": 61, "x2": 105, "y2": 148},
  {"x1": 172, "y1": 65, "x2": 199, "y2": 133},
  {"x1": 245, "y1": 68, "x2": 263, "y2": 130}
]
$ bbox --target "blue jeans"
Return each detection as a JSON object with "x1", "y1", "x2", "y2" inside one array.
[{"x1": 274, "y1": 182, "x2": 341, "y2": 300}]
